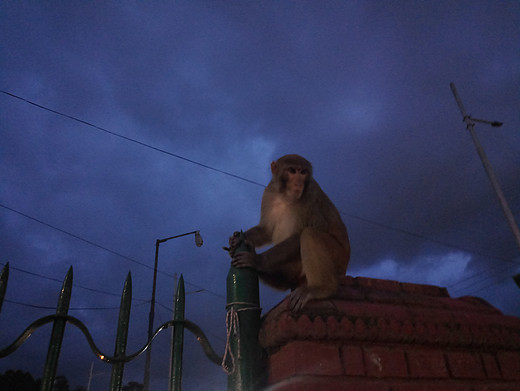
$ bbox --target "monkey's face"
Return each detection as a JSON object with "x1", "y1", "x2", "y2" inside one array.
[
  {"x1": 271, "y1": 155, "x2": 313, "y2": 201},
  {"x1": 284, "y1": 166, "x2": 308, "y2": 201}
]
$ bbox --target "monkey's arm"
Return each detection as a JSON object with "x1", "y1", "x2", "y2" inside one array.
[
  {"x1": 244, "y1": 225, "x2": 272, "y2": 248},
  {"x1": 227, "y1": 224, "x2": 272, "y2": 254},
  {"x1": 243, "y1": 188, "x2": 277, "y2": 248},
  {"x1": 231, "y1": 234, "x2": 300, "y2": 271}
]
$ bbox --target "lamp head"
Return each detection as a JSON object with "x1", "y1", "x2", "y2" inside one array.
[{"x1": 195, "y1": 231, "x2": 203, "y2": 247}]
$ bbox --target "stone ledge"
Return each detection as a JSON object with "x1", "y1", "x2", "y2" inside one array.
[
  {"x1": 260, "y1": 276, "x2": 520, "y2": 351},
  {"x1": 260, "y1": 276, "x2": 520, "y2": 390},
  {"x1": 263, "y1": 375, "x2": 520, "y2": 391}
]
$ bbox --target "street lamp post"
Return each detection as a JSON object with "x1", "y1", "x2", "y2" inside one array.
[{"x1": 142, "y1": 230, "x2": 203, "y2": 391}]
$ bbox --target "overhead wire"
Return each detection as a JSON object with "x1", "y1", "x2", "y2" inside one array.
[
  {"x1": 449, "y1": 261, "x2": 513, "y2": 290},
  {"x1": 0, "y1": 90, "x2": 265, "y2": 188},
  {"x1": 1, "y1": 89, "x2": 517, "y2": 298},
  {"x1": 0, "y1": 261, "x2": 148, "y2": 303},
  {"x1": 0, "y1": 204, "x2": 225, "y2": 302},
  {"x1": 0, "y1": 262, "x2": 159, "y2": 310},
  {"x1": 347, "y1": 211, "x2": 520, "y2": 294},
  {"x1": 0, "y1": 260, "x2": 212, "y2": 311},
  {"x1": 4, "y1": 197, "x2": 512, "y2": 302},
  {"x1": 2, "y1": 299, "x2": 122, "y2": 311},
  {"x1": 0, "y1": 203, "x2": 153, "y2": 271},
  {"x1": 3, "y1": 297, "x2": 169, "y2": 312},
  {"x1": 449, "y1": 262, "x2": 519, "y2": 295},
  {"x1": 341, "y1": 211, "x2": 518, "y2": 266},
  {"x1": 464, "y1": 274, "x2": 518, "y2": 296}
]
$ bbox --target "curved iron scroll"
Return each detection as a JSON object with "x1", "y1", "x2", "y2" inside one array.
[{"x1": 0, "y1": 314, "x2": 222, "y2": 365}]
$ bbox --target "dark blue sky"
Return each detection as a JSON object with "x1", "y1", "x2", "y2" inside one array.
[{"x1": 1, "y1": 2, "x2": 519, "y2": 390}]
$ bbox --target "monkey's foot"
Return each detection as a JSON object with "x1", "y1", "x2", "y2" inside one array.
[{"x1": 288, "y1": 286, "x2": 331, "y2": 312}]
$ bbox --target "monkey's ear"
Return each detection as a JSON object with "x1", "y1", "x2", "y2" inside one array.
[{"x1": 270, "y1": 161, "x2": 278, "y2": 173}]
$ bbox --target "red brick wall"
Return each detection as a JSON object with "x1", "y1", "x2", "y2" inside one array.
[{"x1": 260, "y1": 277, "x2": 520, "y2": 391}]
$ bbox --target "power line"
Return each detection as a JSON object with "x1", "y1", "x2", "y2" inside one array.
[
  {"x1": 448, "y1": 262, "x2": 512, "y2": 290},
  {"x1": 343, "y1": 211, "x2": 519, "y2": 266},
  {"x1": 1, "y1": 260, "x2": 222, "y2": 309},
  {"x1": 343, "y1": 212, "x2": 520, "y2": 294},
  {"x1": 0, "y1": 203, "x2": 225, "y2": 301},
  {"x1": 0, "y1": 203, "x2": 152, "y2": 270},
  {"x1": 4, "y1": 89, "x2": 515, "y2": 267},
  {"x1": 3, "y1": 299, "x2": 122, "y2": 311},
  {"x1": 4, "y1": 293, "x2": 189, "y2": 314},
  {"x1": 3, "y1": 298, "x2": 154, "y2": 311},
  {"x1": 457, "y1": 273, "x2": 517, "y2": 297},
  {"x1": 0, "y1": 89, "x2": 265, "y2": 188},
  {"x1": 2, "y1": 89, "x2": 517, "y2": 297},
  {"x1": 2, "y1": 198, "x2": 513, "y2": 301},
  {"x1": 0, "y1": 262, "x2": 148, "y2": 302},
  {"x1": 449, "y1": 262, "x2": 519, "y2": 295},
  {"x1": 3, "y1": 199, "x2": 517, "y2": 299}
]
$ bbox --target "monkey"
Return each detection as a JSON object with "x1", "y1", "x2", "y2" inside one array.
[{"x1": 228, "y1": 154, "x2": 350, "y2": 311}]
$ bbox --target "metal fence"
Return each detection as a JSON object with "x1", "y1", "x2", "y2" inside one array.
[{"x1": 0, "y1": 236, "x2": 264, "y2": 391}]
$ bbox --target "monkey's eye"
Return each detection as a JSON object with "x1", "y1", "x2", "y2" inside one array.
[
  {"x1": 288, "y1": 167, "x2": 297, "y2": 174},
  {"x1": 300, "y1": 169, "x2": 308, "y2": 175}
]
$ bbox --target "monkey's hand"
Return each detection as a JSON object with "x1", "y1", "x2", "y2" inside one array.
[
  {"x1": 231, "y1": 248, "x2": 258, "y2": 269},
  {"x1": 224, "y1": 231, "x2": 241, "y2": 258},
  {"x1": 229, "y1": 231, "x2": 241, "y2": 250}
]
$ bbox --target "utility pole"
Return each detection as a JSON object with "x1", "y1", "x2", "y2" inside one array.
[{"x1": 450, "y1": 82, "x2": 520, "y2": 252}]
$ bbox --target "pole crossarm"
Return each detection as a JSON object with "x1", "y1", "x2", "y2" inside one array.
[
  {"x1": 468, "y1": 117, "x2": 503, "y2": 127},
  {"x1": 0, "y1": 315, "x2": 223, "y2": 365},
  {"x1": 450, "y1": 82, "x2": 520, "y2": 253}
]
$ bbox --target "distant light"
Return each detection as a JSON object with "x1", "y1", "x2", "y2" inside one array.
[{"x1": 195, "y1": 231, "x2": 203, "y2": 247}]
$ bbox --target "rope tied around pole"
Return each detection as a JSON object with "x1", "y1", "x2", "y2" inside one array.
[{"x1": 221, "y1": 301, "x2": 261, "y2": 374}]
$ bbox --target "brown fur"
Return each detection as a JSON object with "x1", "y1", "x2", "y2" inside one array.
[{"x1": 230, "y1": 154, "x2": 350, "y2": 310}]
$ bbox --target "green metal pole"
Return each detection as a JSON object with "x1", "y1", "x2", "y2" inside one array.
[
  {"x1": 170, "y1": 274, "x2": 186, "y2": 391},
  {"x1": 41, "y1": 267, "x2": 73, "y2": 391},
  {"x1": 226, "y1": 233, "x2": 263, "y2": 391},
  {"x1": 0, "y1": 262, "x2": 8, "y2": 313},
  {"x1": 110, "y1": 272, "x2": 132, "y2": 391}
]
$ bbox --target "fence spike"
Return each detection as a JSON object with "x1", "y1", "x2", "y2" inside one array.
[
  {"x1": 0, "y1": 262, "x2": 9, "y2": 313},
  {"x1": 41, "y1": 266, "x2": 73, "y2": 391},
  {"x1": 170, "y1": 274, "x2": 186, "y2": 391},
  {"x1": 1, "y1": 263, "x2": 229, "y2": 390},
  {"x1": 110, "y1": 271, "x2": 132, "y2": 391}
]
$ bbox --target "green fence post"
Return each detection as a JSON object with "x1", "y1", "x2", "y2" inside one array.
[
  {"x1": 110, "y1": 272, "x2": 132, "y2": 391},
  {"x1": 0, "y1": 262, "x2": 8, "y2": 313},
  {"x1": 41, "y1": 266, "x2": 73, "y2": 391},
  {"x1": 226, "y1": 232, "x2": 263, "y2": 391},
  {"x1": 170, "y1": 274, "x2": 185, "y2": 391}
]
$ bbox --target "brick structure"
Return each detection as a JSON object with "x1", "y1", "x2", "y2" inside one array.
[{"x1": 259, "y1": 276, "x2": 520, "y2": 390}]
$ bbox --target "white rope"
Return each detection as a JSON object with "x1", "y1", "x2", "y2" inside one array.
[
  {"x1": 221, "y1": 302, "x2": 261, "y2": 375},
  {"x1": 221, "y1": 307, "x2": 240, "y2": 374}
]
